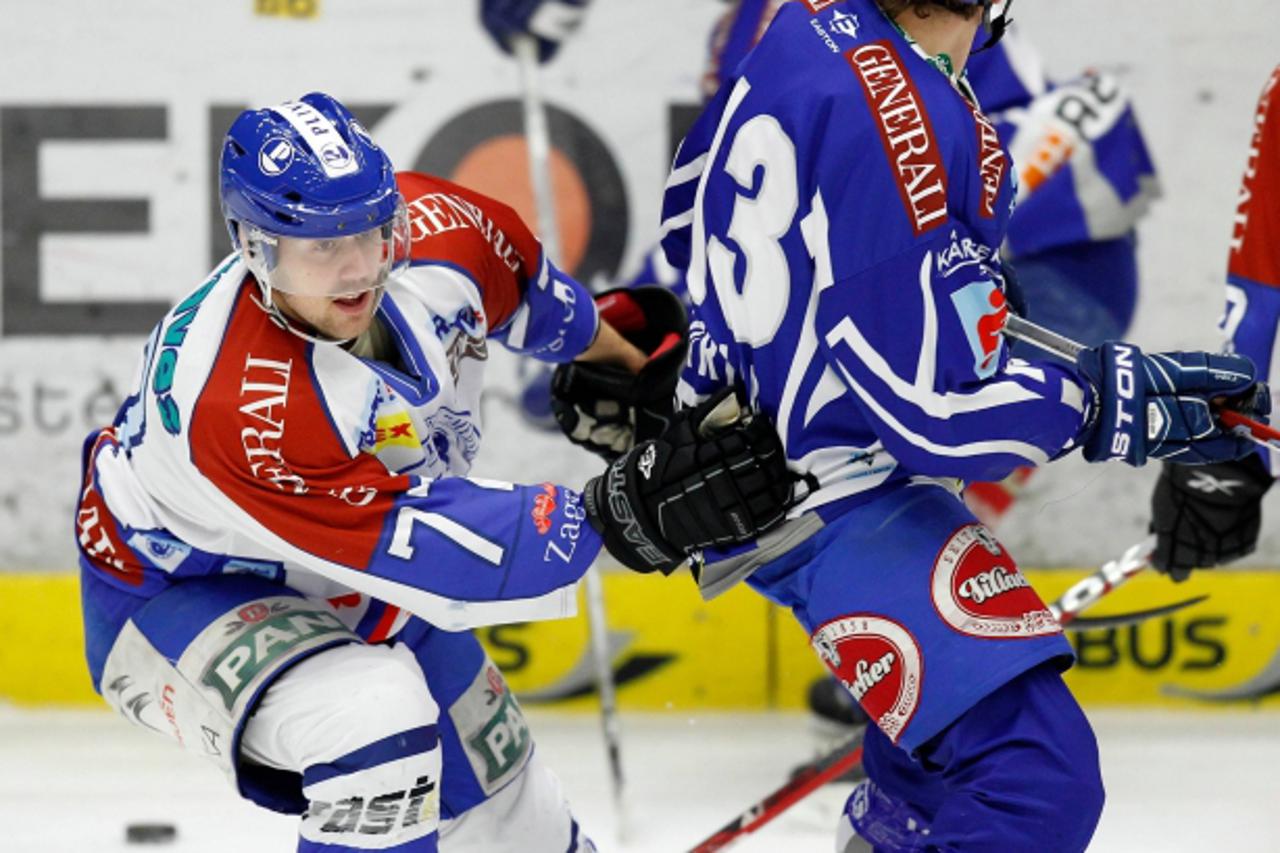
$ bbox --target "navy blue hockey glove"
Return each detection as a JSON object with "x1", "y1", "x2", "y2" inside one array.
[
  {"x1": 479, "y1": 0, "x2": 591, "y2": 63},
  {"x1": 1150, "y1": 454, "x2": 1273, "y2": 581},
  {"x1": 583, "y1": 389, "x2": 792, "y2": 575},
  {"x1": 552, "y1": 287, "x2": 688, "y2": 462},
  {"x1": 1075, "y1": 342, "x2": 1269, "y2": 466}
]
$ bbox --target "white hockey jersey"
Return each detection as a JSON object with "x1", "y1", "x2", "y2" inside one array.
[{"x1": 76, "y1": 173, "x2": 603, "y2": 637}]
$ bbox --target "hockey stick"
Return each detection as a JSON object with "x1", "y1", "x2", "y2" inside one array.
[
  {"x1": 1002, "y1": 314, "x2": 1280, "y2": 452},
  {"x1": 687, "y1": 730, "x2": 866, "y2": 853},
  {"x1": 1048, "y1": 535, "x2": 1208, "y2": 631},
  {"x1": 513, "y1": 33, "x2": 628, "y2": 833}
]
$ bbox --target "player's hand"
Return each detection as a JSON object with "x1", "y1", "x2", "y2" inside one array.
[
  {"x1": 1074, "y1": 343, "x2": 1269, "y2": 466},
  {"x1": 552, "y1": 287, "x2": 688, "y2": 462},
  {"x1": 583, "y1": 389, "x2": 793, "y2": 575},
  {"x1": 1150, "y1": 455, "x2": 1273, "y2": 581},
  {"x1": 479, "y1": 0, "x2": 591, "y2": 63}
]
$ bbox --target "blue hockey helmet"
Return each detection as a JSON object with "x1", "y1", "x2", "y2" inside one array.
[{"x1": 219, "y1": 92, "x2": 410, "y2": 303}]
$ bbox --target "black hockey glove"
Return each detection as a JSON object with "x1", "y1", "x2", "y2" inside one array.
[
  {"x1": 552, "y1": 286, "x2": 688, "y2": 462},
  {"x1": 1150, "y1": 454, "x2": 1273, "y2": 581},
  {"x1": 583, "y1": 389, "x2": 792, "y2": 575}
]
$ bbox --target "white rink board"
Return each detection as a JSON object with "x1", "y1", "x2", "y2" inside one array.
[
  {"x1": 0, "y1": 706, "x2": 1277, "y2": 852},
  {"x1": 1, "y1": 1, "x2": 1279, "y2": 571}
]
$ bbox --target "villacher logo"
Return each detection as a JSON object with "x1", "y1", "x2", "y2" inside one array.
[{"x1": 930, "y1": 524, "x2": 1060, "y2": 639}]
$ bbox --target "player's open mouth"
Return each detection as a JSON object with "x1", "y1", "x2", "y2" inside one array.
[{"x1": 332, "y1": 291, "x2": 373, "y2": 313}]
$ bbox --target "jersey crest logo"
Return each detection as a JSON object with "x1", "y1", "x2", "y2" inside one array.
[
  {"x1": 930, "y1": 524, "x2": 1060, "y2": 639},
  {"x1": 949, "y1": 279, "x2": 1007, "y2": 379},
  {"x1": 812, "y1": 614, "x2": 922, "y2": 744},
  {"x1": 828, "y1": 9, "x2": 860, "y2": 40},
  {"x1": 848, "y1": 41, "x2": 948, "y2": 236}
]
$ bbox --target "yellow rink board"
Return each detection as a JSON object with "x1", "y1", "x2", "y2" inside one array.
[{"x1": 3, "y1": 569, "x2": 1279, "y2": 710}]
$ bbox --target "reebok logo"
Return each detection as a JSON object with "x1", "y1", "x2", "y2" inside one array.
[{"x1": 1186, "y1": 473, "x2": 1244, "y2": 496}]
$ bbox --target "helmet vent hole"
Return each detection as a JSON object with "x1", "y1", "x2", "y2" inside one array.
[{"x1": 282, "y1": 190, "x2": 303, "y2": 202}]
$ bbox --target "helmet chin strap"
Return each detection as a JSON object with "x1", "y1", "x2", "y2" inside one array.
[
  {"x1": 250, "y1": 280, "x2": 386, "y2": 347},
  {"x1": 973, "y1": 0, "x2": 1012, "y2": 53}
]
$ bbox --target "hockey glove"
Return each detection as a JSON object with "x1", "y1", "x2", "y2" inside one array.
[
  {"x1": 1150, "y1": 454, "x2": 1273, "y2": 581},
  {"x1": 1075, "y1": 342, "x2": 1269, "y2": 466},
  {"x1": 552, "y1": 286, "x2": 688, "y2": 462},
  {"x1": 583, "y1": 389, "x2": 792, "y2": 575},
  {"x1": 479, "y1": 0, "x2": 591, "y2": 63}
]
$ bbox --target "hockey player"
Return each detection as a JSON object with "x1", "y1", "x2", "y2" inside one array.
[
  {"x1": 1150, "y1": 64, "x2": 1280, "y2": 579},
  {"x1": 554, "y1": 2, "x2": 1269, "y2": 850},
  {"x1": 74, "y1": 92, "x2": 792, "y2": 853}
]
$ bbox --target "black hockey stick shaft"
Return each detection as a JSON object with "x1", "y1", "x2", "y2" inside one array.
[{"x1": 687, "y1": 732, "x2": 865, "y2": 853}]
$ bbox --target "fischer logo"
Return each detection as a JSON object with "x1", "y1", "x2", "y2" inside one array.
[
  {"x1": 931, "y1": 525, "x2": 1059, "y2": 639},
  {"x1": 803, "y1": 0, "x2": 840, "y2": 12},
  {"x1": 812, "y1": 615, "x2": 922, "y2": 743},
  {"x1": 849, "y1": 42, "x2": 948, "y2": 236},
  {"x1": 1110, "y1": 344, "x2": 1138, "y2": 459}
]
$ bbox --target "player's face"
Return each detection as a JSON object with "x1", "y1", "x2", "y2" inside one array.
[{"x1": 271, "y1": 229, "x2": 387, "y2": 340}]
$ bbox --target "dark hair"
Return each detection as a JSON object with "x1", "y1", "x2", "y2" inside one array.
[{"x1": 876, "y1": 0, "x2": 983, "y2": 20}]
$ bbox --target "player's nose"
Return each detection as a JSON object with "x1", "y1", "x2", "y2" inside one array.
[{"x1": 337, "y1": 241, "x2": 381, "y2": 290}]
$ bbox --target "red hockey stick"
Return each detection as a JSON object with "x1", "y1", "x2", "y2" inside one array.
[{"x1": 687, "y1": 731, "x2": 865, "y2": 853}]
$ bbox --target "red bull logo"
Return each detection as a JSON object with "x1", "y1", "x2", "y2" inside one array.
[{"x1": 531, "y1": 483, "x2": 557, "y2": 535}]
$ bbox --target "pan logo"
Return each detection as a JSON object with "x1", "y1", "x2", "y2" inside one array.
[{"x1": 259, "y1": 137, "x2": 295, "y2": 175}]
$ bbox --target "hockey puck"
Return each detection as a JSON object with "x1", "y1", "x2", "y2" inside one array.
[{"x1": 125, "y1": 823, "x2": 177, "y2": 844}]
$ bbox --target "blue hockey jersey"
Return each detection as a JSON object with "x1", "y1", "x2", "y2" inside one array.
[{"x1": 661, "y1": 0, "x2": 1091, "y2": 520}]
